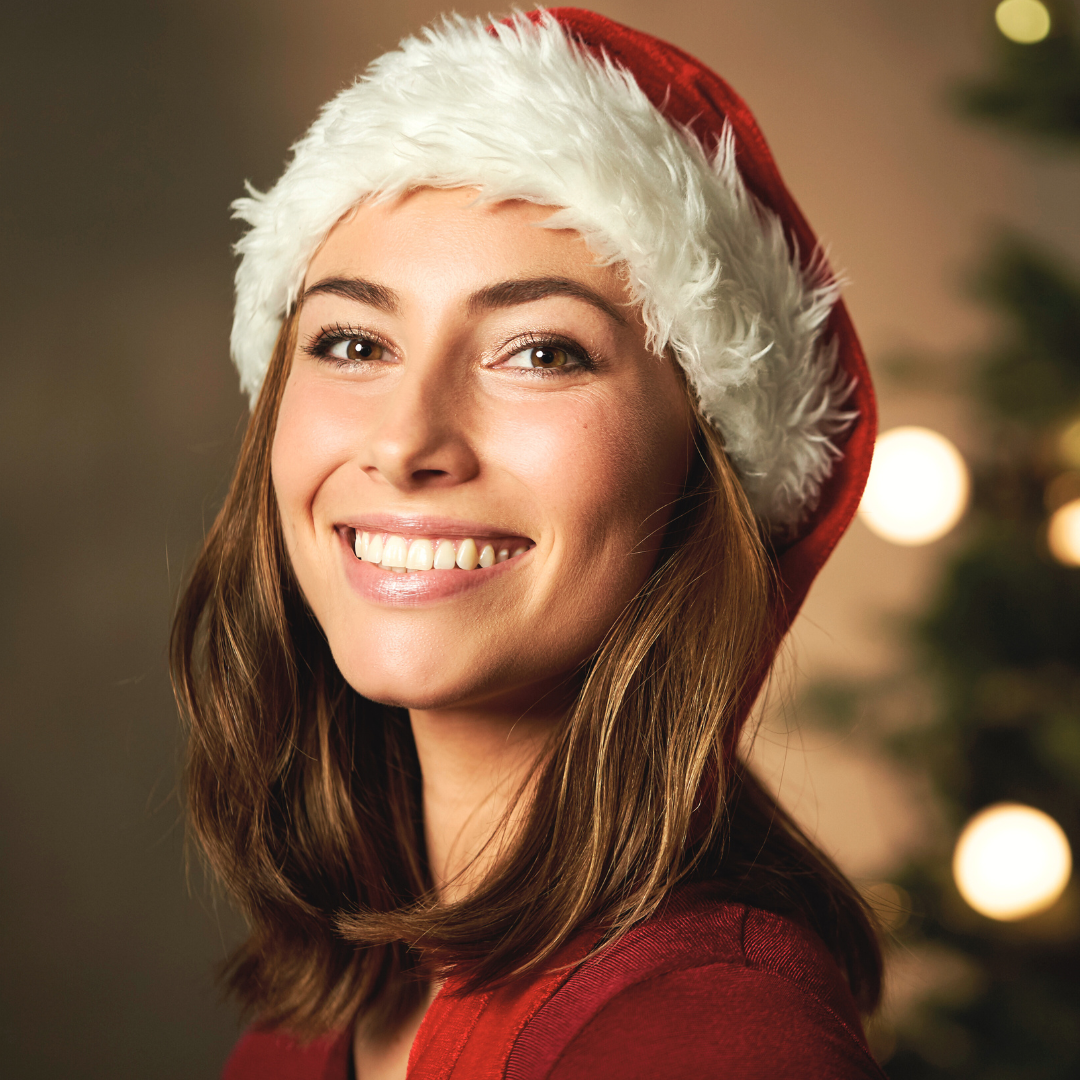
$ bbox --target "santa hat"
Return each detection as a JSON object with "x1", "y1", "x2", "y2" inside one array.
[{"x1": 230, "y1": 7, "x2": 875, "y2": 614}]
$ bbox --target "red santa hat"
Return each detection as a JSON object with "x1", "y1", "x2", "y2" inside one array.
[{"x1": 230, "y1": 7, "x2": 876, "y2": 620}]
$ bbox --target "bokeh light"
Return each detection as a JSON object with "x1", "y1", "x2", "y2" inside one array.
[
  {"x1": 953, "y1": 803, "x2": 1072, "y2": 920},
  {"x1": 995, "y1": 0, "x2": 1052, "y2": 44},
  {"x1": 1048, "y1": 498, "x2": 1080, "y2": 566},
  {"x1": 1059, "y1": 418, "x2": 1080, "y2": 469},
  {"x1": 859, "y1": 427, "x2": 970, "y2": 545}
]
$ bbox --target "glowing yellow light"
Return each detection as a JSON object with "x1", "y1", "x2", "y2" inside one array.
[
  {"x1": 858, "y1": 427, "x2": 969, "y2": 545},
  {"x1": 995, "y1": 0, "x2": 1051, "y2": 44},
  {"x1": 1059, "y1": 418, "x2": 1080, "y2": 469},
  {"x1": 1048, "y1": 498, "x2": 1080, "y2": 566},
  {"x1": 953, "y1": 803, "x2": 1072, "y2": 920}
]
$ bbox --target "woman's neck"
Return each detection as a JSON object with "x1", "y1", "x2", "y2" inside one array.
[{"x1": 409, "y1": 698, "x2": 559, "y2": 903}]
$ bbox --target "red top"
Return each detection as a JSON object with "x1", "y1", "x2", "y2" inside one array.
[{"x1": 223, "y1": 887, "x2": 885, "y2": 1079}]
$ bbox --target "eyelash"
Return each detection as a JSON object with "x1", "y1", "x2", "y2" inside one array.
[
  {"x1": 302, "y1": 325, "x2": 598, "y2": 375},
  {"x1": 504, "y1": 331, "x2": 597, "y2": 376},
  {"x1": 302, "y1": 323, "x2": 393, "y2": 364}
]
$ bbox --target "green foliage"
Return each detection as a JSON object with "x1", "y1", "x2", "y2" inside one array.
[
  {"x1": 816, "y1": 10, "x2": 1080, "y2": 1074},
  {"x1": 920, "y1": 527, "x2": 1080, "y2": 677},
  {"x1": 874, "y1": 288, "x2": 1080, "y2": 1074},
  {"x1": 956, "y1": 3, "x2": 1080, "y2": 146},
  {"x1": 881, "y1": 841, "x2": 1080, "y2": 1080},
  {"x1": 973, "y1": 239, "x2": 1080, "y2": 425}
]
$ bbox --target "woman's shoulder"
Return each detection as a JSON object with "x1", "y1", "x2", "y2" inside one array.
[
  {"x1": 221, "y1": 1026, "x2": 350, "y2": 1080},
  {"x1": 503, "y1": 885, "x2": 886, "y2": 1080}
]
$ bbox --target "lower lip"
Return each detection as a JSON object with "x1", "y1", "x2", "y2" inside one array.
[{"x1": 339, "y1": 531, "x2": 527, "y2": 606}]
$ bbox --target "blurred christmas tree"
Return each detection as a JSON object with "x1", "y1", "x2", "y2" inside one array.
[
  {"x1": 957, "y1": 0, "x2": 1080, "y2": 143},
  {"x1": 809, "y1": 3, "x2": 1080, "y2": 1076},
  {"x1": 876, "y1": 233, "x2": 1080, "y2": 1079}
]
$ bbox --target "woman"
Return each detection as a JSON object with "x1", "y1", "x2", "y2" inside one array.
[{"x1": 172, "y1": 9, "x2": 885, "y2": 1079}]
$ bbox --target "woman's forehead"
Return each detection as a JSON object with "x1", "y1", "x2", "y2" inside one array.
[{"x1": 304, "y1": 187, "x2": 624, "y2": 300}]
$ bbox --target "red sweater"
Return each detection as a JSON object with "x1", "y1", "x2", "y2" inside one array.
[{"x1": 223, "y1": 887, "x2": 886, "y2": 1079}]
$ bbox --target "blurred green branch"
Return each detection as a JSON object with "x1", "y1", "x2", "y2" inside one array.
[{"x1": 955, "y1": 2, "x2": 1080, "y2": 146}]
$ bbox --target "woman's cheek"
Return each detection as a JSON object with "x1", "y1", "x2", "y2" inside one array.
[
  {"x1": 489, "y1": 391, "x2": 667, "y2": 574},
  {"x1": 272, "y1": 373, "x2": 358, "y2": 528},
  {"x1": 270, "y1": 408, "x2": 308, "y2": 555},
  {"x1": 487, "y1": 390, "x2": 628, "y2": 498}
]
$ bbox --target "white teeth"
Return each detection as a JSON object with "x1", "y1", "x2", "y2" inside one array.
[
  {"x1": 363, "y1": 533, "x2": 383, "y2": 564},
  {"x1": 380, "y1": 534, "x2": 409, "y2": 569},
  {"x1": 355, "y1": 530, "x2": 529, "y2": 571},
  {"x1": 433, "y1": 539, "x2": 457, "y2": 570},
  {"x1": 406, "y1": 538, "x2": 434, "y2": 571},
  {"x1": 456, "y1": 537, "x2": 479, "y2": 570}
]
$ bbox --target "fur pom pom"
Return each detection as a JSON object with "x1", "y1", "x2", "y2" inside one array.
[{"x1": 230, "y1": 12, "x2": 852, "y2": 529}]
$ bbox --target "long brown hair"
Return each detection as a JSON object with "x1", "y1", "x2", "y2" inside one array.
[{"x1": 171, "y1": 308, "x2": 882, "y2": 1036}]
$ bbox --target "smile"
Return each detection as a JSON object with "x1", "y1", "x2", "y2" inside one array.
[{"x1": 349, "y1": 529, "x2": 533, "y2": 573}]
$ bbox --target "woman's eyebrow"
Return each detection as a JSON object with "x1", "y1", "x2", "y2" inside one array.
[
  {"x1": 302, "y1": 276, "x2": 400, "y2": 312},
  {"x1": 468, "y1": 277, "x2": 627, "y2": 326},
  {"x1": 301, "y1": 274, "x2": 626, "y2": 327}
]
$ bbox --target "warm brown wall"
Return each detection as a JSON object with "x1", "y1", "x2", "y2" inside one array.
[{"x1": 2, "y1": 2, "x2": 1077, "y2": 1077}]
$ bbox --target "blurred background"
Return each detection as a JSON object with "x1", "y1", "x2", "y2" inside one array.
[{"x1": 2, "y1": 1, "x2": 1079, "y2": 1077}]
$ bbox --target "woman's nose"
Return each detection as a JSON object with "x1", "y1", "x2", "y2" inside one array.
[{"x1": 360, "y1": 360, "x2": 480, "y2": 491}]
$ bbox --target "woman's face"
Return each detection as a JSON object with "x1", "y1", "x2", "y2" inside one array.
[{"x1": 273, "y1": 188, "x2": 693, "y2": 714}]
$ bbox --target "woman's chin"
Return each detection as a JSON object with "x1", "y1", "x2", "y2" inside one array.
[
  {"x1": 334, "y1": 655, "x2": 501, "y2": 713},
  {"x1": 353, "y1": 682, "x2": 469, "y2": 713},
  {"x1": 332, "y1": 648, "x2": 571, "y2": 716}
]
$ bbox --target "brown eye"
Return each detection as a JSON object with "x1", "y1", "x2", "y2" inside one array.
[
  {"x1": 506, "y1": 345, "x2": 573, "y2": 369},
  {"x1": 529, "y1": 346, "x2": 567, "y2": 368},
  {"x1": 504, "y1": 342, "x2": 587, "y2": 372},
  {"x1": 345, "y1": 338, "x2": 383, "y2": 361}
]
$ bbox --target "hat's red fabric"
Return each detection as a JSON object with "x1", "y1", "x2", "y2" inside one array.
[{"x1": 527, "y1": 8, "x2": 876, "y2": 635}]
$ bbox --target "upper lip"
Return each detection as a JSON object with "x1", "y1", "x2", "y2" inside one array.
[{"x1": 336, "y1": 514, "x2": 532, "y2": 540}]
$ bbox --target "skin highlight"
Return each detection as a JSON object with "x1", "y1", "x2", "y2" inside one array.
[{"x1": 269, "y1": 188, "x2": 693, "y2": 1078}]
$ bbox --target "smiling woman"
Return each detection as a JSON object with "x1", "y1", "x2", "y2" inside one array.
[{"x1": 171, "y1": 9, "x2": 884, "y2": 1080}]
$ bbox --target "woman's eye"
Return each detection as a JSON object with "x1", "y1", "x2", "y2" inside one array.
[
  {"x1": 505, "y1": 345, "x2": 576, "y2": 369},
  {"x1": 328, "y1": 337, "x2": 385, "y2": 362}
]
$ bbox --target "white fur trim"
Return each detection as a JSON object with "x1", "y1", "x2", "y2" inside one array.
[{"x1": 231, "y1": 12, "x2": 853, "y2": 529}]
